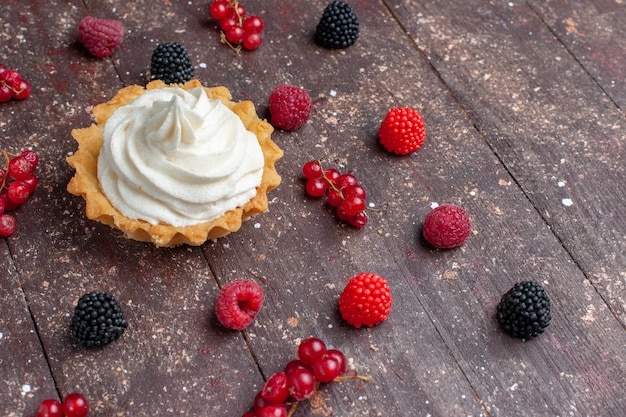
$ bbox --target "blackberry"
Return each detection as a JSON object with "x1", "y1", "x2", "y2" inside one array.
[
  {"x1": 497, "y1": 281, "x2": 551, "y2": 341},
  {"x1": 315, "y1": 1, "x2": 359, "y2": 49},
  {"x1": 70, "y1": 292, "x2": 128, "y2": 348},
  {"x1": 149, "y1": 42, "x2": 194, "y2": 84}
]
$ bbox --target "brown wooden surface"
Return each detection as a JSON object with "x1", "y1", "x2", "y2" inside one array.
[{"x1": 1, "y1": 1, "x2": 625, "y2": 416}]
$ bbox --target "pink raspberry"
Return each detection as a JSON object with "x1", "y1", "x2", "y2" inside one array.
[
  {"x1": 215, "y1": 279, "x2": 265, "y2": 330},
  {"x1": 422, "y1": 204, "x2": 471, "y2": 249},
  {"x1": 78, "y1": 16, "x2": 124, "y2": 58},
  {"x1": 268, "y1": 84, "x2": 312, "y2": 131}
]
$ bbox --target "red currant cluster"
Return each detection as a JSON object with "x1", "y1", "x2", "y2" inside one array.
[
  {"x1": 209, "y1": 0, "x2": 264, "y2": 51},
  {"x1": 302, "y1": 160, "x2": 369, "y2": 228},
  {"x1": 242, "y1": 337, "x2": 370, "y2": 417},
  {"x1": 0, "y1": 64, "x2": 31, "y2": 102},
  {"x1": 35, "y1": 392, "x2": 89, "y2": 417},
  {"x1": 0, "y1": 149, "x2": 39, "y2": 237}
]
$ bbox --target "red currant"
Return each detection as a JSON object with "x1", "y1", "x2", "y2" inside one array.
[
  {"x1": 350, "y1": 211, "x2": 369, "y2": 228},
  {"x1": 260, "y1": 372, "x2": 289, "y2": 404},
  {"x1": 253, "y1": 391, "x2": 270, "y2": 410},
  {"x1": 302, "y1": 160, "x2": 322, "y2": 179},
  {"x1": 337, "y1": 173, "x2": 358, "y2": 190},
  {"x1": 241, "y1": 412, "x2": 257, "y2": 417},
  {"x1": 335, "y1": 204, "x2": 352, "y2": 222},
  {"x1": 12, "y1": 79, "x2": 31, "y2": 100},
  {"x1": 8, "y1": 155, "x2": 34, "y2": 180},
  {"x1": 0, "y1": 197, "x2": 4, "y2": 214},
  {"x1": 344, "y1": 184, "x2": 366, "y2": 199},
  {"x1": 226, "y1": 3, "x2": 246, "y2": 20},
  {"x1": 342, "y1": 195, "x2": 366, "y2": 216},
  {"x1": 326, "y1": 349, "x2": 347, "y2": 375},
  {"x1": 243, "y1": 32, "x2": 263, "y2": 51},
  {"x1": 0, "y1": 70, "x2": 21, "y2": 89},
  {"x1": 36, "y1": 399, "x2": 63, "y2": 417},
  {"x1": 305, "y1": 177, "x2": 327, "y2": 197},
  {"x1": 286, "y1": 367, "x2": 315, "y2": 400},
  {"x1": 256, "y1": 404, "x2": 287, "y2": 417},
  {"x1": 323, "y1": 168, "x2": 341, "y2": 187},
  {"x1": 283, "y1": 359, "x2": 310, "y2": 375},
  {"x1": 209, "y1": 0, "x2": 229, "y2": 20},
  {"x1": 220, "y1": 17, "x2": 238, "y2": 32},
  {"x1": 225, "y1": 25, "x2": 246, "y2": 44},
  {"x1": 21, "y1": 172, "x2": 39, "y2": 193},
  {"x1": 326, "y1": 188, "x2": 343, "y2": 206},
  {"x1": 297, "y1": 337, "x2": 327, "y2": 366},
  {"x1": 7, "y1": 180, "x2": 30, "y2": 205},
  {"x1": 21, "y1": 150, "x2": 39, "y2": 168},
  {"x1": 313, "y1": 354, "x2": 342, "y2": 383},
  {"x1": 0, "y1": 63, "x2": 7, "y2": 75},
  {"x1": 0, "y1": 190, "x2": 19, "y2": 211},
  {"x1": 242, "y1": 15, "x2": 264, "y2": 33},
  {"x1": 0, "y1": 84, "x2": 12, "y2": 102},
  {"x1": 62, "y1": 392, "x2": 89, "y2": 417},
  {"x1": 0, "y1": 213, "x2": 17, "y2": 236}
]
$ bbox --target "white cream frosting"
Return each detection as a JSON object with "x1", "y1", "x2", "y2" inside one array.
[{"x1": 97, "y1": 87, "x2": 264, "y2": 227}]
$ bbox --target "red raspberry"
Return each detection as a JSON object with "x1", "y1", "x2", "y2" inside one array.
[
  {"x1": 78, "y1": 16, "x2": 124, "y2": 58},
  {"x1": 422, "y1": 204, "x2": 471, "y2": 249},
  {"x1": 215, "y1": 279, "x2": 265, "y2": 330},
  {"x1": 338, "y1": 272, "x2": 392, "y2": 328},
  {"x1": 268, "y1": 84, "x2": 312, "y2": 131},
  {"x1": 378, "y1": 107, "x2": 426, "y2": 155}
]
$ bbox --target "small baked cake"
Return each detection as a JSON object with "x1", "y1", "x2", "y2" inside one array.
[{"x1": 67, "y1": 80, "x2": 282, "y2": 247}]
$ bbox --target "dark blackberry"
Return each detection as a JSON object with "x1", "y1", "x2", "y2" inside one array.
[
  {"x1": 315, "y1": 1, "x2": 359, "y2": 49},
  {"x1": 70, "y1": 292, "x2": 128, "y2": 348},
  {"x1": 149, "y1": 42, "x2": 194, "y2": 84},
  {"x1": 497, "y1": 281, "x2": 551, "y2": 341}
]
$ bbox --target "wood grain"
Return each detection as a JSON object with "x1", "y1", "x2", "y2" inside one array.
[{"x1": 0, "y1": 0, "x2": 624, "y2": 416}]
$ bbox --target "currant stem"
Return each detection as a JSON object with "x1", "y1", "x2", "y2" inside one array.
[{"x1": 286, "y1": 401, "x2": 299, "y2": 417}]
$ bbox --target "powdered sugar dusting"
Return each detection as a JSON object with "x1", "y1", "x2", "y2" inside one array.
[{"x1": 562, "y1": 198, "x2": 573, "y2": 206}]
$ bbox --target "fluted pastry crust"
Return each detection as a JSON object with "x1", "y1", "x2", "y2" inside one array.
[{"x1": 67, "y1": 80, "x2": 283, "y2": 247}]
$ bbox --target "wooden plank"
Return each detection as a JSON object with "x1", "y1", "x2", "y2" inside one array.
[
  {"x1": 0, "y1": 243, "x2": 58, "y2": 417},
  {"x1": 2, "y1": 1, "x2": 264, "y2": 416},
  {"x1": 529, "y1": 0, "x2": 626, "y2": 109},
  {"x1": 1, "y1": 0, "x2": 625, "y2": 416},
  {"x1": 383, "y1": 0, "x2": 626, "y2": 323}
]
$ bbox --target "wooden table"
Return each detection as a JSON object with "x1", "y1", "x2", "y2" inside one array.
[{"x1": 1, "y1": 0, "x2": 625, "y2": 416}]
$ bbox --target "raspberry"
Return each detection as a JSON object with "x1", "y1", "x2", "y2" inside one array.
[
  {"x1": 215, "y1": 279, "x2": 264, "y2": 330},
  {"x1": 78, "y1": 16, "x2": 124, "y2": 58},
  {"x1": 315, "y1": 1, "x2": 359, "y2": 49},
  {"x1": 268, "y1": 84, "x2": 312, "y2": 131},
  {"x1": 149, "y1": 42, "x2": 194, "y2": 84},
  {"x1": 338, "y1": 272, "x2": 392, "y2": 328},
  {"x1": 422, "y1": 204, "x2": 471, "y2": 249},
  {"x1": 497, "y1": 281, "x2": 551, "y2": 340},
  {"x1": 378, "y1": 107, "x2": 426, "y2": 155}
]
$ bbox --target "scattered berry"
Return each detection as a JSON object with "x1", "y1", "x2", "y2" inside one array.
[
  {"x1": 62, "y1": 392, "x2": 90, "y2": 417},
  {"x1": 497, "y1": 281, "x2": 552, "y2": 341},
  {"x1": 0, "y1": 148, "x2": 40, "y2": 236},
  {"x1": 378, "y1": 107, "x2": 426, "y2": 155},
  {"x1": 0, "y1": 66, "x2": 32, "y2": 101},
  {"x1": 35, "y1": 399, "x2": 63, "y2": 417},
  {"x1": 422, "y1": 204, "x2": 471, "y2": 249},
  {"x1": 210, "y1": 0, "x2": 264, "y2": 52},
  {"x1": 149, "y1": 42, "x2": 194, "y2": 85},
  {"x1": 302, "y1": 159, "x2": 370, "y2": 228},
  {"x1": 78, "y1": 16, "x2": 124, "y2": 58},
  {"x1": 215, "y1": 279, "x2": 265, "y2": 330},
  {"x1": 297, "y1": 337, "x2": 327, "y2": 366},
  {"x1": 260, "y1": 372, "x2": 290, "y2": 404},
  {"x1": 268, "y1": 84, "x2": 312, "y2": 131},
  {"x1": 70, "y1": 292, "x2": 128, "y2": 348},
  {"x1": 338, "y1": 272, "x2": 392, "y2": 328},
  {"x1": 315, "y1": 1, "x2": 359, "y2": 49},
  {"x1": 243, "y1": 339, "x2": 371, "y2": 416}
]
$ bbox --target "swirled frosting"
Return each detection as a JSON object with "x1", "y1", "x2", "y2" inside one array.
[{"x1": 97, "y1": 87, "x2": 264, "y2": 227}]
